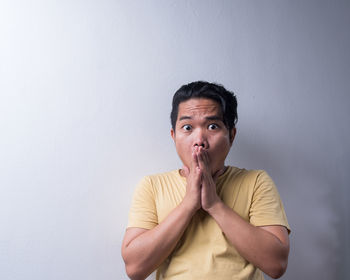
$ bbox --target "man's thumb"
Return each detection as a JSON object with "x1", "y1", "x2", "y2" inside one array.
[{"x1": 182, "y1": 166, "x2": 190, "y2": 177}]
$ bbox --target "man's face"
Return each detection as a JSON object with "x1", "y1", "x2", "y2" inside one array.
[{"x1": 171, "y1": 98, "x2": 236, "y2": 175}]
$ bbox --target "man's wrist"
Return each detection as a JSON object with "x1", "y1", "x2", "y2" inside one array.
[
  {"x1": 180, "y1": 197, "x2": 199, "y2": 216},
  {"x1": 205, "y1": 200, "x2": 226, "y2": 217}
]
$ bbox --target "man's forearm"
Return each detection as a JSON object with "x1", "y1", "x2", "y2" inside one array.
[
  {"x1": 122, "y1": 200, "x2": 196, "y2": 280},
  {"x1": 207, "y1": 201, "x2": 289, "y2": 279}
]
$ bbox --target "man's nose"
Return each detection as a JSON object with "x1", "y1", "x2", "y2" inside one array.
[{"x1": 193, "y1": 130, "x2": 208, "y2": 149}]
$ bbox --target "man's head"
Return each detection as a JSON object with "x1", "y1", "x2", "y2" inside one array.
[
  {"x1": 171, "y1": 81, "x2": 238, "y2": 134},
  {"x1": 170, "y1": 81, "x2": 238, "y2": 174}
]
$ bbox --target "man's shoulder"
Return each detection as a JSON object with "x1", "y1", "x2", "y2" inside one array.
[
  {"x1": 144, "y1": 169, "x2": 182, "y2": 180},
  {"x1": 134, "y1": 170, "x2": 185, "y2": 201},
  {"x1": 138, "y1": 169, "x2": 185, "y2": 189},
  {"x1": 223, "y1": 166, "x2": 272, "y2": 190},
  {"x1": 224, "y1": 166, "x2": 277, "y2": 193},
  {"x1": 225, "y1": 166, "x2": 265, "y2": 179}
]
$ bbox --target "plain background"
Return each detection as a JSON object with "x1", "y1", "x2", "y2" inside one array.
[{"x1": 1, "y1": 1, "x2": 349, "y2": 279}]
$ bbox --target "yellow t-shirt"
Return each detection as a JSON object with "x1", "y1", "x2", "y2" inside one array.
[{"x1": 128, "y1": 166, "x2": 290, "y2": 280}]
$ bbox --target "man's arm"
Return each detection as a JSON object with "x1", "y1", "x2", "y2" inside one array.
[
  {"x1": 121, "y1": 152, "x2": 202, "y2": 280},
  {"x1": 122, "y1": 201, "x2": 195, "y2": 280},
  {"x1": 196, "y1": 147, "x2": 290, "y2": 279},
  {"x1": 207, "y1": 204, "x2": 289, "y2": 279}
]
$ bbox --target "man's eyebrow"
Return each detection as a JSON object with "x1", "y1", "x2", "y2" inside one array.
[
  {"x1": 178, "y1": 116, "x2": 192, "y2": 121},
  {"x1": 205, "y1": 115, "x2": 223, "y2": 121}
]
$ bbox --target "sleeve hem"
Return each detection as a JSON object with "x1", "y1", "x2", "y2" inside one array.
[
  {"x1": 127, "y1": 222, "x2": 157, "y2": 230},
  {"x1": 253, "y1": 221, "x2": 291, "y2": 234}
]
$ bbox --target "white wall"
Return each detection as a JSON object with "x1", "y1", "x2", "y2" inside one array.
[{"x1": 1, "y1": 1, "x2": 349, "y2": 279}]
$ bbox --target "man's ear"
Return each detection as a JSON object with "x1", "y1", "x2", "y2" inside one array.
[
  {"x1": 171, "y1": 128, "x2": 175, "y2": 141},
  {"x1": 230, "y1": 127, "x2": 237, "y2": 144}
]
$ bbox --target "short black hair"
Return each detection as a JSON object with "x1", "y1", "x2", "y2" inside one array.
[{"x1": 170, "y1": 81, "x2": 238, "y2": 132}]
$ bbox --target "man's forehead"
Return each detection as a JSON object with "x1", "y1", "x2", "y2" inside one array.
[
  {"x1": 177, "y1": 98, "x2": 223, "y2": 118},
  {"x1": 178, "y1": 115, "x2": 223, "y2": 121}
]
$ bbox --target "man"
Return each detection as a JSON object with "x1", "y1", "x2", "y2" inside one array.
[{"x1": 122, "y1": 81, "x2": 290, "y2": 280}]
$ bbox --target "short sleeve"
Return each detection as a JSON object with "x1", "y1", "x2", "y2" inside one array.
[
  {"x1": 249, "y1": 171, "x2": 291, "y2": 233},
  {"x1": 127, "y1": 176, "x2": 158, "y2": 229}
]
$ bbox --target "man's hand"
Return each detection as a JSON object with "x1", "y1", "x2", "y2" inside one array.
[
  {"x1": 182, "y1": 146, "x2": 224, "y2": 212},
  {"x1": 196, "y1": 146, "x2": 223, "y2": 211},
  {"x1": 181, "y1": 147, "x2": 203, "y2": 212}
]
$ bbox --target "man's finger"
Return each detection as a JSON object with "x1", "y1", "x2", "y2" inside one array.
[
  {"x1": 194, "y1": 166, "x2": 202, "y2": 185},
  {"x1": 191, "y1": 146, "x2": 199, "y2": 172},
  {"x1": 197, "y1": 149, "x2": 204, "y2": 169},
  {"x1": 197, "y1": 147, "x2": 210, "y2": 174},
  {"x1": 202, "y1": 150, "x2": 210, "y2": 166}
]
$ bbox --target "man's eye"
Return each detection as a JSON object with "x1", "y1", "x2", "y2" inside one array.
[
  {"x1": 182, "y1": 125, "x2": 192, "y2": 131},
  {"x1": 208, "y1": 124, "x2": 219, "y2": 130}
]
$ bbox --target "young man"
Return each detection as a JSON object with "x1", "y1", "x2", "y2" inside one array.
[{"x1": 122, "y1": 81, "x2": 290, "y2": 280}]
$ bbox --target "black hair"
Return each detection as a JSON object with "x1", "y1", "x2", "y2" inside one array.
[{"x1": 170, "y1": 81, "x2": 238, "y2": 133}]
